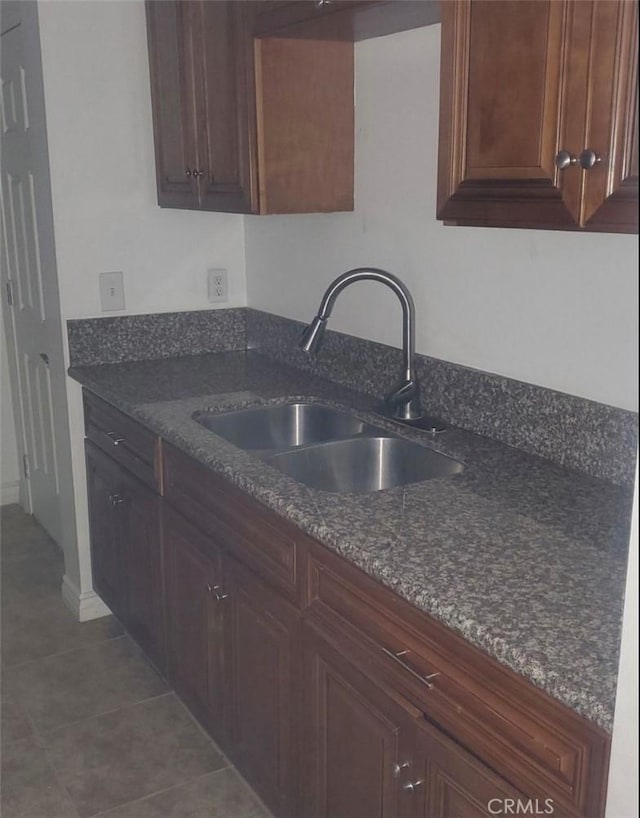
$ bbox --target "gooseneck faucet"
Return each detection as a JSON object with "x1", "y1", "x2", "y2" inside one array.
[{"x1": 299, "y1": 268, "x2": 423, "y2": 420}]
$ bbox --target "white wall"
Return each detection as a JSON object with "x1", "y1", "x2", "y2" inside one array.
[
  {"x1": 36, "y1": 0, "x2": 246, "y2": 618},
  {"x1": 606, "y1": 466, "x2": 638, "y2": 818},
  {"x1": 245, "y1": 25, "x2": 639, "y2": 412},
  {"x1": 0, "y1": 310, "x2": 21, "y2": 505}
]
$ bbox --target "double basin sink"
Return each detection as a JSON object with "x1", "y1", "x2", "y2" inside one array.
[{"x1": 194, "y1": 403, "x2": 463, "y2": 494}]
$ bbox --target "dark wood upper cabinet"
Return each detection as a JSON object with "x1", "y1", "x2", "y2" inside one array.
[
  {"x1": 146, "y1": 0, "x2": 257, "y2": 213},
  {"x1": 252, "y1": 1, "x2": 440, "y2": 41},
  {"x1": 438, "y1": 0, "x2": 638, "y2": 233},
  {"x1": 145, "y1": 0, "x2": 354, "y2": 214}
]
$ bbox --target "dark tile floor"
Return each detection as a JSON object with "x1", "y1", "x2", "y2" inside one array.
[{"x1": 0, "y1": 504, "x2": 271, "y2": 818}]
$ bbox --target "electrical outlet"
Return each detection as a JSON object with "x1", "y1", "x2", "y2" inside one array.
[
  {"x1": 99, "y1": 272, "x2": 126, "y2": 311},
  {"x1": 207, "y1": 268, "x2": 228, "y2": 303}
]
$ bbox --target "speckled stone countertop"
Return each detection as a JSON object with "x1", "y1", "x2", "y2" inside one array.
[{"x1": 69, "y1": 351, "x2": 633, "y2": 732}]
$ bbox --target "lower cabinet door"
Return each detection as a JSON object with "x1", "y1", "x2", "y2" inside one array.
[
  {"x1": 225, "y1": 555, "x2": 299, "y2": 817},
  {"x1": 301, "y1": 616, "x2": 417, "y2": 818},
  {"x1": 85, "y1": 441, "x2": 125, "y2": 619},
  {"x1": 400, "y1": 718, "x2": 529, "y2": 818},
  {"x1": 163, "y1": 507, "x2": 227, "y2": 741},
  {"x1": 118, "y1": 468, "x2": 165, "y2": 673}
]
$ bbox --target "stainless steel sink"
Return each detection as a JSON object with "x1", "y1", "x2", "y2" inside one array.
[
  {"x1": 265, "y1": 436, "x2": 464, "y2": 493},
  {"x1": 193, "y1": 403, "x2": 379, "y2": 451}
]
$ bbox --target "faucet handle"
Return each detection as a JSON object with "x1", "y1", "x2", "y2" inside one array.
[{"x1": 385, "y1": 378, "x2": 423, "y2": 420}]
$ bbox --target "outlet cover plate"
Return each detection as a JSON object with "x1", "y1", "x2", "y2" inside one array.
[{"x1": 207, "y1": 268, "x2": 228, "y2": 303}]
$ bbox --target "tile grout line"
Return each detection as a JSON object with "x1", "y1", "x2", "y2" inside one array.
[
  {"x1": 1, "y1": 631, "x2": 128, "y2": 673},
  {"x1": 89, "y1": 768, "x2": 233, "y2": 817}
]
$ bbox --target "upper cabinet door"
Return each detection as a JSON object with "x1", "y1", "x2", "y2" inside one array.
[
  {"x1": 145, "y1": 1, "x2": 200, "y2": 209},
  {"x1": 574, "y1": 0, "x2": 638, "y2": 231},
  {"x1": 437, "y1": 0, "x2": 638, "y2": 233},
  {"x1": 191, "y1": 0, "x2": 258, "y2": 213}
]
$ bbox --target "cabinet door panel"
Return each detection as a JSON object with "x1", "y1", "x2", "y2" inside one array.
[
  {"x1": 146, "y1": 0, "x2": 199, "y2": 208},
  {"x1": 438, "y1": 0, "x2": 576, "y2": 227},
  {"x1": 580, "y1": 0, "x2": 638, "y2": 230},
  {"x1": 226, "y1": 556, "x2": 298, "y2": 816},
  {"x1": 85, "y1": 442, "x2": 124, "y2": 619},
  {"x1": 301, "y1": 618, "x2": 415, "y2": 818},
  {"x1": 119, "y1": 469, "x2": 164, "y2": 672},
  {"x1": 163, "y1": 508, "x2": 225, "y2": 733},
  {"x1": 192, "y1": 0, "x2": 257, "y2": 213}
]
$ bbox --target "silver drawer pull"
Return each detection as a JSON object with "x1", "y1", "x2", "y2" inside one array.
[{"x1": 381, "y1": 646, "x2": 440, "y2": 689}]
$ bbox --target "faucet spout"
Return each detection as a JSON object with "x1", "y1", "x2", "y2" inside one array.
[{"x1": 299, "y1": 268, "x2": 423, "y2": 420}]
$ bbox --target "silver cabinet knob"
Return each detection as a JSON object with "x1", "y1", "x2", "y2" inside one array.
[
  {"x1": 213, "y1": 584, "x2": 229, "y2": 602},
  {"x1": 109, "y1": 493, "x2": 125, "y2": 506},
  {"x1": 555, "y1": 150, "x2": 578, "y2": 170},
  {"x1": 193, "y1": 169, "x2": 204, "y2": 178},
  {"x1": 393, "y1": 761, "x2": 411, "y2": 778},
  {"x1": 580, "y1": 149, "x2": 602, "y2": 169},
  {"x1": 314, "y1": 0, "x2": 332, "y2": 7},
  {"x1": 403, "y1": 779, "x2": 424, "y2": 792},
  {"x1": 185, "y1": 168, "x2": 192, "y2": 177}
]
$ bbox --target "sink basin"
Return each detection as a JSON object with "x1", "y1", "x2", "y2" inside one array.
[
  {"x1": 265, "y1": 436, "x2": 464, "y2": 493},
  {"x1": 193, "y1": 403, "x2": 379, "y2": 451}
]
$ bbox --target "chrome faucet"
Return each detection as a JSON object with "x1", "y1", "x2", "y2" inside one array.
[{"x1": 299, "y1": 268, "x2": 423, "y2": 421}]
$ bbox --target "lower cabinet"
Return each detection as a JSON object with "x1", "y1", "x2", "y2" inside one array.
[
  {"x1": 301, "y1": 613, "x2": 526, "y2": 818},
  {"x1": 85, "y1": 441, "x2": 165, "y2": 670},
  {"x1": 301, "y1": 616, "x2": 417, "y2": 818},
  {"x1": 163, "y1": 505, "x2": 299, "y2": 816},
  {"x1": 85, "y1": 429, "x2": 611, "y2": 818},
  {"x1": 163, "y1": 507, "x2": 227, "y2": 738}
]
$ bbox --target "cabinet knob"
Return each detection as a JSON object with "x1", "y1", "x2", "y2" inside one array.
[
  {"x1": 213, "y1": 584, "x2": 229, "y2": 602},
  {"x1": 403, "y1": 779, "x2": 424, "y2": 792},
  {"x1": 109, "y1": 493, "x2": 124, "y2": 506},
  {"x1": 185, "y1": 167, "x2": 192, "y2": 177},
  {"x1": 193, "y1": 169, "x2": 205, "y2": 178},
  {"x1": 314, "y1": 0, "x2": 331, "y2": 7},
  {"x1": 579, "y1": 149, "x2": 602, "y2": 170},
  {"x1": 393, "y1": 761, "x2": 411, "y2": 778},
  {"x1": 555, "y1": 150, "x2": 578, "y2": 170}
]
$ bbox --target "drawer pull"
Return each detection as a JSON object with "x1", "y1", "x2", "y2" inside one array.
[
  {"x1": 109, "y1": 493, "x2": 125, "y2": 506},
  {"x1": 382, "y1": 646, "x2": 440, "y2": 689},
  {"x1": 105, "y1": 431, "x2": 126, "y2": 447},
  {"x1": 213, "y1": 584, "x2": 229, "y2": 602}
]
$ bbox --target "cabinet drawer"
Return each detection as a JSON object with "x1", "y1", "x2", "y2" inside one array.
[
  {"x1": 306, "y1": 545, "x2": 609, "y2": 817},
  {"x1": 83, "y1": 391, "x2": 161, "y2": 492},
  {"x1": 163, "y1": 443, "x2": 306, "y2": 605}
]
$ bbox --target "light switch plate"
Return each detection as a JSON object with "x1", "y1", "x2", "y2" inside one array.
[{"x1": 99, "y1": 272, "x2": 126, "y2": 311}]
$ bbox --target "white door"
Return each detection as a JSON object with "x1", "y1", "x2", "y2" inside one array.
[{"x1": 1, "y1": 3, "x2": 72, "y2": 547}]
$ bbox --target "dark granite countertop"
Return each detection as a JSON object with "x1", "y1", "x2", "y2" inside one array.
[{"x1": 69, "y1": 350, "x2": 633, "y2": 732}]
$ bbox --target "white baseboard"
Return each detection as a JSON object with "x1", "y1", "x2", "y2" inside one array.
[
  {"x1": 61, "y1": 574, "x2": 112, "y2": 622},
  {"x1": 1, "y1": 481, "x2": 20, "y2": 506}
]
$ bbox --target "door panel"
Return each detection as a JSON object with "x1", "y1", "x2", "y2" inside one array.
[
  {"x1": 119, "y1": 469, "x2": 164, "y2": 672},
  {"x1": 302, "y1": 617, "x2": 415, "y2": 818},
  {"x1": 226, "y1": 556, "x2": 298, "y2": 816},
  {"x1": 1, "y1": 10, "x2": 73, "y2": 546},
  {"x1": 192, "y1": 0, "x2": 257, "y2": 212},
  {"x1": 145, "y1": 0, "x2": 199, "y2": 208},
  {"x1": 85, "y1": 442, "x2": 123, "y2": 619},
  {"x1": 163, "y1": 508, "x2": 225, "y2": 734}
]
